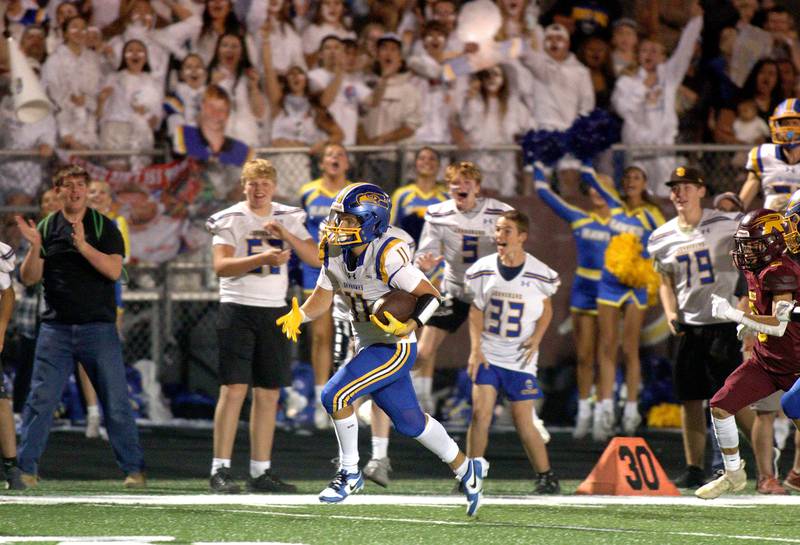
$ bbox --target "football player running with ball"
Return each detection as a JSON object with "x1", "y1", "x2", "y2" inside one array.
[
  {"x1": 464, "y1": 211, "x2": 561, "y2": 494},
  {"x1": 277, "y1": 183, "x2": 486, "y2": 516}
]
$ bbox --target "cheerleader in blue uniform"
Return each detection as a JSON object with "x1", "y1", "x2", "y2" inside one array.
[{"x1": 581, "y1": 164, "x2": 664, "y2": 441}]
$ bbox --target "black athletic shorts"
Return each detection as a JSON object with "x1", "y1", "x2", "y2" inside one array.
[
  {"x1": 216, "y1": 303, "x2": 291, "y2": 388},
  {"x1": 673, "y1": 322, "x2": 742, "y2": 401},
  {"x1": 425, "y1": 295, "x2": 471, "y2": 333}
]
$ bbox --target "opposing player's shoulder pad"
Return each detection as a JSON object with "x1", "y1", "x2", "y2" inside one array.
[
  {"x1": 761, "y1": 260, "x2": 800, "y2": 292},
  {"x1": 375, "y1": 237, "x2": 414, "y2": 284}
]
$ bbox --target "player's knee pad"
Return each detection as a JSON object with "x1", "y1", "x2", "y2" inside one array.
[
  {"x1": 320, "y1": 383, "x2": 338, "y2": 415},
  {"x1": 390, "y1": 407, "x2": 426, "y2": 437},
  {"x1": 781, "y1": 389, "x2": 800, "y2": 419}
]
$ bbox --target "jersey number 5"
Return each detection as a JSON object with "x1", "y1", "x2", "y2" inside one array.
[
  {"x1": 676, "y1": 249, "x2": 715, "y2": 288},
  {"x1": 462, "y1": 235, "x2": 478, "y2": 264},
  {"x1": 486, "y1": 298, "x2": 525, "y2": 338},
  {"x1": 246, "y1": 238, "x2": 283, "y2": 275}
]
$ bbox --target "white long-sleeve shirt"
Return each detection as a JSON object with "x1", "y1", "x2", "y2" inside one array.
[
  {"x1": 611, "y1": 15, "x2": 703, "y2": 146},
  {"x1": 520, "y1": 47, "x2": 594, "y2": 130}
]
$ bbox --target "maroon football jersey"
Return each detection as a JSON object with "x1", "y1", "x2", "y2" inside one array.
[{"x1": 746, "y1": 257, "x2": 800, "y2": 374}]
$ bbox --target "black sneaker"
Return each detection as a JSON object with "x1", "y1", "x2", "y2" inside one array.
[
  {"x1": 5, "y1": 466, "x2": 27, "y2": 490},
  {"x1": 534, "y1": 471, "x2": 561, "y2": 495},
  {"x1": 674, "y1": 465, "x2": 706, "y2": 489},
  {"x1": 247, "y1": 470, "x2": 298, "y2": 493},
  {"x1": 210, "y1": 467, "x2": 241, "y2": 494}
]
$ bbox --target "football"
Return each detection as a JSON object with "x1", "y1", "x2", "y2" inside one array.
[{"x1": 372, "y1": 290, "x2": 418, "y2": 324}]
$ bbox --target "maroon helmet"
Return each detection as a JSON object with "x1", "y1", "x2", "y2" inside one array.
[{"x1": 731, "y1": 208, "x2": 787, "y2": 271}]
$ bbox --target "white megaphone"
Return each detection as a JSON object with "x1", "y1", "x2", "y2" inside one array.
[{"x1": 7, "y1": 37, "x2": 51, "y2": 123}]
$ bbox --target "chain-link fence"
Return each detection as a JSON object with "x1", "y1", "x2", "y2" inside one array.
[{"x1": 1, "y1": 143, "x2": 756, "y2": 391}]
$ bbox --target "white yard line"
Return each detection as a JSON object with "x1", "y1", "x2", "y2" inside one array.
[
  {"x1": 0, "y1": 538, "x2": 174, "y2": 543},
  {"x1": 2, "y1": 493, "x2": 800, "y2": 507}
]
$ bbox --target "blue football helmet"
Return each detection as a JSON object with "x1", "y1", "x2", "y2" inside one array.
[
  {"x1": 770, "y1": 99, "x2": 800, "y2": 145},
  {"x1": 784, "y1": 188, "x2": 800, "y2": 253},
  {"x1": 325, "y1": 183, "x2": 391, "y2": 246}
]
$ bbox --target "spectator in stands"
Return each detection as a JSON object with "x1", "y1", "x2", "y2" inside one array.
[
  {"x1": 407, "y1": 21, "x2": 455, "y2": 149},
  {"x1": 309, "y1": 35, "x2": 372, "y2": 147},
  {"x1": 247, "y1": 0, "x2": 306, "y2": 75},
  {"x1": 19, "y1": 24, "x2": 47, "y2": 69},
  {"x1": 173, "y1": 85, "x2": 251, "y2": 164},
  {"x1": 763, "y1": 6, "x2": 800, "y2": 63},
  {"x1": 205, "y1": 158, "x2": 318, "y2": 494},
  {"x1": 734, "y1": 98, "x2": 770, "y2": 145},
  {"x1": 457, "y1": 64, "x2": 531, "y2": 197},
  {"x1": 192, "y1": 0, "x2": 241, "y2": 65},
  {"x1": 519, "y1": 22, "x2": 595, "y2": 199},
  {"x1": 46, "y1": 1, "x2": 79, "y2": 54},
  {"x1": 165, "y1": 53, "x2": 208, "y2": 138},
  {"x1": 714, "y1": 58, "x2": 784, "y2": 145},
  {"x1": 98, "y1": 39, "x2": 164, "y2": 170},
  {"x1": 541, "y1": 0, "x2": 623, "y2": 46},
  {"x1": 41, "y1": 14, "x2": 102, "y2": 149},
  {"x1": 355, "y1": 20, "x2": 385, "y2": 80},
  {"x1": 301, "y1": 0, "x2": 356, "y2": 68},
  {"x1": 107, "y1": 0, "x2": 199, "y2": 83},
  {"x1": 777, "y1": 58, "x2": 799, "y2": 99},
  {"x1": 14, "y1": 165, "x2": 145, "y2": 489},
  {"x1": 610, "y1": 18, "x2": 639, "y2": 77},
  {"x1": 579, "y1": 34, "x2": 616, "y2": 110},
  {"x1": 262, "y1": 28, "x2": 343, "y2": 200},
  {"x1": 420, "y1": 0, "x2": 461, "y2": 57},
  {"x1": 207, "y1": 32, "x2": 266, "y2": 147},
  {"x1": 611, "y1": 1, "x2": 703, "y2": 198},
  {"x1": 359, "y1": 33, "x2": 422, "y2": 193},
  {"x1": 0, "y1": 240, "x2": 23, "y2": 489}
]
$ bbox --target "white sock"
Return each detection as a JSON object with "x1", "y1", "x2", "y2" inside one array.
[
  {"x1": 87, "y1": 405, "x2": 100, "y2": 418},
  {"x1": 415, "y1": 416, "x2": 459, "y2": 464},
  {"x1": 712, "y1": 414, "x2": 742, "y2": 471},
  {"x1": 453, "y1": 457, "x2": 469, "y2": 479},
  {"x1": 372, "y1": 436, "x2": 389, "y2": 460},
  {"x1": 624, "y1": 401, "x2": 638, "y2": 418},
  {"x1": 250, "y1": 459, "x2": 271, "y2": 478},
  {"x1": 600, "y1": 398, "x2": 614, "y2": 412},
  {"x1": 211, "y1": 458, "x2": 231, "y2": 476},
  {"x1": 333, "y1": 413, "x2": 360, "y2": 473},
  {"x1": 315, "y1": 385, "x2": 324, "y2": 406},
  {"x1": 577, "y1": 399, "x2": 591, "y2": 417}
]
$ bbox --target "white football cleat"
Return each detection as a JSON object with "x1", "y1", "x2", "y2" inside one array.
[
  {"x1": 319, "y1": 469, "x2": 364, "y2": 503},
  {"x1": 695, "y1": 461, "x2": 747, "y2": 500}
]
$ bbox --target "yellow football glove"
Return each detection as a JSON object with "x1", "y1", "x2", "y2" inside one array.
[
  {"x1": 369, "y1": 311, "x2": 416, "y2": 337},
  {"x1": 276, "y1": 296, "x2": 306, "y2": 343}
]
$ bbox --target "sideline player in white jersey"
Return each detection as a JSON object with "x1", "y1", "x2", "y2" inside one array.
[
  {"x1": 205, "y1": 159, "x2": 321, "y2": 494},
  {"x1": 648, "y1": 166, "x2": 754, "y2": 489},
  {"x1": 413, "y1": 161, "x2": 513, "y2": 413},
  {"x1": 739, "y1": 99, "x2": 800, "y2": 211},
  {"x1": 276, "y1": 183, "x2": 486, "y2": 516},
  {"x1": 464, "y1": 211, "x2": 561, "y2": 495}
]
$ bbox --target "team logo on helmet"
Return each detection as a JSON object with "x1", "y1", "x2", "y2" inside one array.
[
  {"x1": 356, "y1": 191, "x2": 389, "y2": 209},
  {"x1": 731, "y1": 209, "x2": 788, "y2": 271},
  {"x1": 783, "y1": 189, "x2": 800, "y2": 253}
]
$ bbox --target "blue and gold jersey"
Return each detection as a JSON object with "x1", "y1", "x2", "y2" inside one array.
[
  {"x1": 390, "y1": 183, "x2": 449, "y2": 244},
  {"x1": 299, "y1": 179, "x2": 354, "y2": 242}
]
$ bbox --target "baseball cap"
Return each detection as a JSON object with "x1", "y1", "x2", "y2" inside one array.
[
  {"x1": 377, "y1": 32, "x2": 403, "y2": 47},
  {"x1": 665, "y1": 166, "x2": 705, "y2": 186},
  {"x1": 613, "y1": 18, "x2": 639, "y2": 32},
  {"x1": 712, "y1": 191, "x2": 744, "y2": 212}
]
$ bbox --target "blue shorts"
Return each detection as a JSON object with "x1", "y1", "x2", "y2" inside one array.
[
  {"x1": 597, "y1": 273, "x2": 647, "y2": 309},
  {"x1": 302, "y1": 264, "x2": 321, "y2": 294},
  {"x1": 570, "y1": 274, "x2": 599, "y2": 314},
  {"x1": 474, "y1": 363, "x2": 542, "y2": 402},
  {"x1": 320, "y1": 342, "x2": 426, "y2": 436}
]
